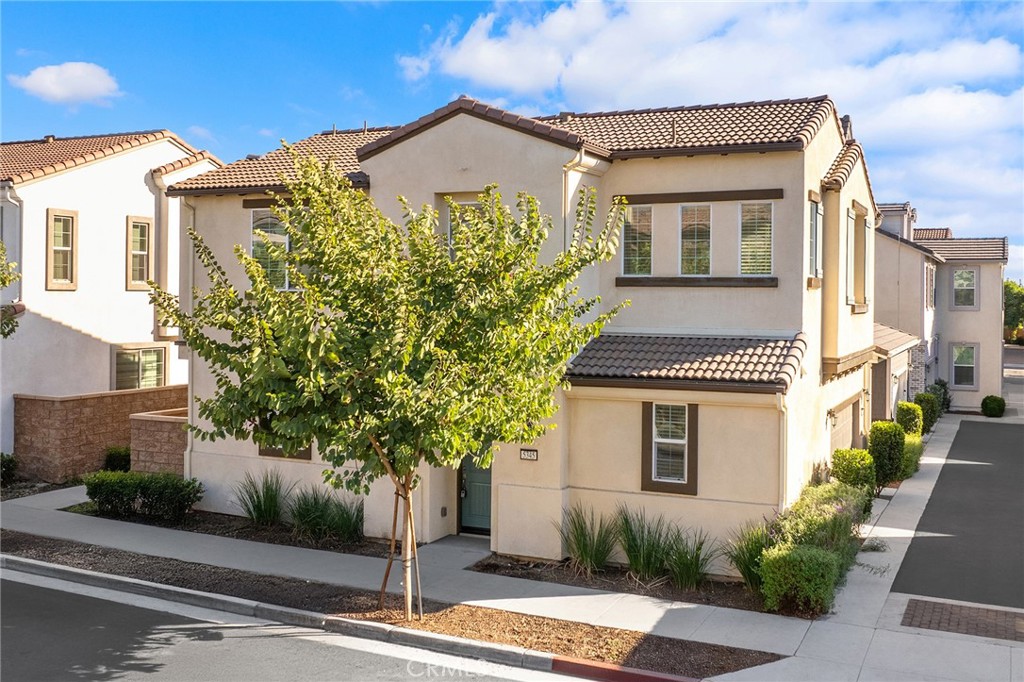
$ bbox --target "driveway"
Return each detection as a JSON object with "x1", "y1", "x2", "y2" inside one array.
[{"x1": 890, "y1": 419, "x2": 1024, "y2": 609}]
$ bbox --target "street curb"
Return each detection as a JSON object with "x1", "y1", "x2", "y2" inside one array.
[{"x1": 552, "y1": 656, "x2": 701, "y2": 682}]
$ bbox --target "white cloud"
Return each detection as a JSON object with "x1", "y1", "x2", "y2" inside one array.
[
  {"x1": 398, "y1": 54, "x2": 431, "y2": 81},
  {"x1": 257, "y1": 128, "x2": 275, "y2": 137},
  {"x1": 7, "y1": 62, "x2": 121, "y2": 106},
  {"x1": 1007, "y1": 244, "x2": 1024, "y2": 283},
  {"x1": 186, "y1": 125, "x2": 217, "y2": 143}
]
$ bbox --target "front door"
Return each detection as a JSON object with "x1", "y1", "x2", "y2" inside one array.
[{"x1": 459, "y1": 457, "x2": 492, "y2": 534}]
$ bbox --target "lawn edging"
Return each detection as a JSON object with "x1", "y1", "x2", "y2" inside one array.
[{"x1": 1, "y1": 553, "x2": 699, "y2": 682}]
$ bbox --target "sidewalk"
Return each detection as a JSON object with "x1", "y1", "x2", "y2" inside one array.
[{"x1": 2, "y1": 414, "x2": 1022, "y2": 681}]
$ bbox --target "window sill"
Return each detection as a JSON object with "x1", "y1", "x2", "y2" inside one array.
[
  {"x1": 806, "y1": 277, "x2": 822, "y2": 290},
  {"x1": 616, "y1": 276, "x2": 778, "y2": 288},
  {"x1": 850, "y1": 303, "x2": 869, "y2": 314}
]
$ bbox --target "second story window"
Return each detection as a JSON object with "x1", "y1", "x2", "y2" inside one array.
[
  {"x1": 808, "y1": 198, "x2": 823, "y2": 278},
  {"x1": 679, "y1": 205, "x2": 711, "y2": 275},
  {"x1": 926, "y1": 263, "x2": 936, "y2": 309},
  {"x1": 622, "y1": 205, "x2": 652, "y2": 276},
  {"x1": 46, "y1": 208, "x2": 78, "y2": 291},
  {"x1": 739, "y1": 203, "x2": 772, "y2": 275},
  {"x1": 126, "y1": 217, "x2": 153, "y2": 291},
  {"x1": 251, "y1": 209, "x2": 290, "y2": 290},
  {"x1": 952, "y1": 268, "x2": 977, "y2": 308},
  {"x1": 846, "y1": 203, "x2": 870, "y2": 308}
]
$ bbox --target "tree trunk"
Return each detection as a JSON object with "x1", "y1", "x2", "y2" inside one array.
[{"x1": 400, "y1": 473, "x2": 414, "y2": 621}]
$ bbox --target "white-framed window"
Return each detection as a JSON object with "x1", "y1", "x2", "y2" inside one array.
[
  {"x1": 622, "y1": 205, "x2": 653, "y2": 276},
  {"x1": 739, "y1": 203, "x2": 772, "y2": 275},
  {"x1": 926, "y1": 263, "x2": 936, "y2": 309},
  {"x1": 808, "y1": 199, "x2": 823, "y2": 278},
  {"x1": 114, "y1": 346, "x2": 167, "y2": 390},
  {"x1": 251, "y1": 209, "x2": 291, "y2": 290},
  {"x1": 652, "y1": 404, "x2": 688, "y2": 482},
  {"x1": 46, "y1": 208, "x2": 77, "y2": 291},
  {"x1": 126, "y1": 216, "x2": 154, "y2": 291},
  {"x1": 679, "y1": 205, "x2": 711, "y2": 275},
  {"x1": 952, "y1": 268, "x2": 977, "y2": 308},
  {"x1": 846, "y1": 209, "x2": 856, "y2": 304},
  {"x1": 951, "y1": 343, "x2": 978, "y2": 389}
]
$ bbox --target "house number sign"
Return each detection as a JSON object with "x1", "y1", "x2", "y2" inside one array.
[{"x1": 520, "y1": 448, "x2": 539, "y2": 461}]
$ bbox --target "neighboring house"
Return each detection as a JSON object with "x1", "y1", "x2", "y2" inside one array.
[
  {"x1": 0, "y1": 131, "x2": 222, "y2": 452},
  {"x1": 168, "y1": 96, "x2": 879, "y2": 562}
]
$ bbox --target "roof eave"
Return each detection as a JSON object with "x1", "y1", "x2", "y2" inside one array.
[
  {"x1": 167, "y1": 176, "x2": 370, "y2": 197},
  {"x1": 609, "y1": 140, "x2": 805, "y2": 160},
  {"x1": 565, "y1": 375, "x2": 787, "y2": 394}
]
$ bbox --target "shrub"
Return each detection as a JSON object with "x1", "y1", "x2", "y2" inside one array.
[
  {"x1": 724, "y1": 522, "x2": 773, "y2": 593},
  {"x1": 781, "y1": 483, "x2": 865, "y2": 569},
  {"x1": 289, "y1": 486, "x2": 364, "y2": 545},
  {"x1": 831, "y1": 449, "x2": 875, "y2": 490},
  {"x1": 901, "y1": 434, "x2": 924, "y2": 479},
  {"x1": 617, "y1": 505, "x2": 673, "y2": 583},
  {"x1": 869, "y1": 421, "x2": 905, "y2": 491},
  {"x1": 981, "y1": 395, "x2": 1006, "y2": 418},
  {"x1": 103, "y1": 446, "x2": 132, "y2": 472},
  {"x1": 914, "y1": 392, "x2": 940, "y2": 433},
  {"x1": 83, "y1": 471, "x2": 203, "y2": 522},
  {"x1": 666, "y1": 527, "x2": 719, "y2": 590},
  {"x1": 556, "y1": 503, "x2": 618, "y2": 577},
  {"x1": 895, "y1": 402, "x2": 923, "y2": 436},
  {"x1": 760, "y1": 543, "x2": 841, "y2": 614},
  {"x1": 929, "y1": 379, "x2": 952, "y2": 413},
  {"x1": 234, "y1": 470, "x2": 292, "y2": 526},
  {"x1": 1, "y1": 453, "x2": 17, "y2": 486}
]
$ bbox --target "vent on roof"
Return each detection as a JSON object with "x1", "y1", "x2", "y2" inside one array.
[
  {"x1": 840, "y1": 115, "x2": 853, "y2": 142},
  {"x1": 246, "y1": 154, "x2": 261, "y2": 160},
  {"x1": 559, "y1": 111, "x2": 575, "y2": 121},
  {"x1": 43, "y1": 135, "x2": 56, "y2": 143}
]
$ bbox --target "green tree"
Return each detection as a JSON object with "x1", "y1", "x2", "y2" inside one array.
[
  {"x1": 151, "y1": 152, "x2": 624, "y2": 620},
  {"x1": 1004, "y1": 279, "x2": 1024, "y2": 339},
  {"x1": 0, "y1": 240, "x2": 21, "y2": 338}
]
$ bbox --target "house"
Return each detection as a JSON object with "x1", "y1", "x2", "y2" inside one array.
[
  {"x1": 167, "y1": 96, "x2": 879, "y2": 562},
  {"x1": 0, "y1": 131, "x2": 222, "y2": 454},
  {"x1": 875, "y1": 202, "x2": 1007, "y2": 411}
]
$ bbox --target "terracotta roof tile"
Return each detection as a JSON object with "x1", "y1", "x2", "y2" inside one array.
[
  {"x1": 874, "y1": 323, "x2": 919, "y2": 356},
  {"x1": 913, "y1": 237, "x2": 1008, "y2": 262},
  {"x1": 168, "y1": 127, "x2": 395, "y2": 195},
  {"x1": 152, "y1": 150, "x2": 223, "y2": 177},
  {"x1": 1, "y1": 130, "x2": 199, "y2": 184},
  {"x1": 567, "y1": 333, "x2": 807, "y2": 393},
  {"x1": 913, "y1": 227, "x2": 953, "y2": 240}
]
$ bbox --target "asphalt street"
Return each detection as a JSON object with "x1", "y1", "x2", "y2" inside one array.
[{"x1": 0, "y1": 577, "x2": 567, "y2": 682}]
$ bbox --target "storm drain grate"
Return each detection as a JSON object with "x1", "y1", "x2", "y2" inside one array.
[{"x1": 902, "y1": 598, "x2": 1024, "y2": 642}]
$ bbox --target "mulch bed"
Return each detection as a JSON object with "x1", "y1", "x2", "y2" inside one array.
[{"x1": 0, "y1": 529, "x2": 782, "y2": 679}]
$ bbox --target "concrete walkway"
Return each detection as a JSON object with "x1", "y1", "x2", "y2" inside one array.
[{"x1": 2, "y1": 414, "x2": 1022, "y2": 681}]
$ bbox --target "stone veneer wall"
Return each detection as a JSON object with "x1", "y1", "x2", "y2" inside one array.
[
  {"x1": 130, "y1": 408, "x2": 188, "y2": 476},
  {"x1": 14, "y1": 385, "x2": 187, "y2": 482},
  {"x1": 909, "y1": 343, "x2": 927, "y2": 399}
]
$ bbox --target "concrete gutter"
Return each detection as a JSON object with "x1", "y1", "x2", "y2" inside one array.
[{"x1": 0, "y1": 555, "x2": 698, "y2": 682}]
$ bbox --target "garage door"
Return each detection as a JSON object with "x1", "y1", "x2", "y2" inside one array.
[{"x1": 830, "y1": 400, "x2": 860, "y2": 452}]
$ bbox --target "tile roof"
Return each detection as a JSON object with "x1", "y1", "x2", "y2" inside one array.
[
  {"x1": 167, "y1": 127, "x2": 395, "y2": 196},
  {"x1": 567, "y1": 333, "x2": 807, "y2": 393},
  {"x1": 913, "y1": 237, "x2": 1009, "y2": 262},
  {"x1": 152, "y1": 151, "x2": 223, "y2": 177},
  {"x1": 874, "y1": 323, "x2": 920, "y2": 356},
  {"x1": 913, "y1": 227, "x2": 953, "y2": 240},
  {"x1": 1, "y1": 130, "x2": 199, "y2": 184}
]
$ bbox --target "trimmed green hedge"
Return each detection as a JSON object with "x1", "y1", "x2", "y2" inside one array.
[
  {"x1": 83, "y1": 471, "x2": 204, "y2": 523},
  {"x1": 981, "y1": 395, "x2": 1006, "y2": 418},
  {"x1": 895, "y1": 402, "x2": 923, "y2": 436},
  {"x1": 760, "y1": 543, "x2": 841, "y2": 613},
  {"x1": 914, "y1": 392, "x2": 940, "y2": 433},
  {"x1": 902, "y1": 434, "x2": 924, "y2": 479},
  {"x1": 869, "y1": 421, "x2": 905, "y2": 491},
  {"x1": 103, "y1": 446, "x2": 132, "y2": 472},
  {"x1": 831, "y1": 448, "x2": 874, "y2": 490}
]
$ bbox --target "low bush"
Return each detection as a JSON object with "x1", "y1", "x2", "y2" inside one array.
[
  {"x1": 103, "y1": 446, "x2": 132, "y2": 472},
  {"x1": 929, "y1": 379, "x2": 952, "y2": 413},
  {"x1": 781, "y1": 482, "x2": 865, "y2": 569},
  {"x1": 235, "y1": 470, "x2": 292, "y2": 526},
  {"x1": 895, "y1": 402, "x2": 923, "y2": 436},
  {"x1": 760, "y1": 543, "x2": 841, "y2": 614},
  {"x1": 831, "y1": 448, "x2": 874, "y2": 490},
  {"x1": 556, "y1": 503, "x2": 618, "y2": 577},
  {"x1": 869, "y1": 421, "x2": 905, "y2": 491},
  {"x1": 666, "y1": 527, "x2": 719, "y2": 590},
  {"x1": 289, "y1": 486, "x2": 364, "y2": 545},
  {"x1": 83, "y1": 471, "x2": 203, "y2": 522},
  {"x1": 901, "y1": 434, "x2": 924, "y2": 479},
  {"x1": 981, "y1": 395, "x2": 1006, "y2": 418},
  {"x1": 724, "y1": 521, "x2": 773, "y2": 593},
  {"x1": 914, "y1": 392, "x2": 940, "y2": 433},
  {"x1": 617, "y1": 505, "x2": 673, "y2": 583},
  {"x1": 1, "y1": 453, "x2": 17, "y2": 486}
]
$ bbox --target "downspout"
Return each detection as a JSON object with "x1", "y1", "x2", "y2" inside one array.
[
  {"x1": 775, "y1": 391, "x2": 789, "y2": 510},
  {"x1": 0, "y1": 182, "x2": 24, "y2": 303},
  {"x1": 181, "y1": 196, "x2": 197, "y2": 480}
]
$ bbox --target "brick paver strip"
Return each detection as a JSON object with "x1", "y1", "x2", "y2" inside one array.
[{"x1": 902, "y1": 598, "x2": 1024, "y2": 642}]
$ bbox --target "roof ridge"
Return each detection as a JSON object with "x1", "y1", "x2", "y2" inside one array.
[
  {"x1": 1, "y1": 129, "x2": 169, "y2": 146},
  {"x1": 541, "y1": 95, "x2": 831, "y2": 121},
  {"x1": 316, "y1": 125, "x2": 402, "y2": 136}
]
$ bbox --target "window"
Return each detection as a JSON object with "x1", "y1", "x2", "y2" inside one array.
[
  {"x1": 952, "y1": 268, "x2": 977, "y2": 308},
  {"x1": 259, "y1": 443, "x2": 313, "y2": 460},
  {"x1": 622, "y1": 205, "x2": 652, "y2": 276},
  {"x1": 114, "y1": 347, "x2": 166, "y2": 390},
  {"x1": 808, "y1": 199, "x2": 823, "y2": 278},
  {"x1": 846, "y1": 209, "x2": 856, "y2": 304},
  {"x1": 679, "y1": 205, "x2": 711, "y2": 275},
  {"x1": 951, "y1": 343, "x2": 977, "y2": 389},
  {"x1": 46, "y1": 208, "x2": 78, "y2": 290},
  {"x1": 251, "y1": 209, "x2": 290, "y2": 290},
  {"x1": 447, "y1": 201, "x2": 481, "y2": 258},
  {"x1": 926, "y1": 264, "x2": 936, "y2": 309},
  {"x1": 641, "y1": 402, "x2": 698, "y2": 495},
  {"x1": 126, "y1": 217, "x2": 154, "y2": 291},
  {"x1": 847, "y1": 203, "x2": 869, "y2": 308},
  {"x1": 739, "y1": 203, "x2": 772, "y2": 275}
]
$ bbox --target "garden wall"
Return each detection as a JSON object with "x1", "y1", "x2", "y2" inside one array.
[
  {"x1": 14, "y1": 385, "x2": 187, "y2": 482},
  {"x1": 130, "y1": 408, "x2": 188, "y2": 475}
]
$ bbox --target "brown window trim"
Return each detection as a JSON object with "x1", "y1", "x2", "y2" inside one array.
[
  {"x1": 641, "y1": 402, "x2": 698, "y2": 496},
  {"x1": 45, "y1": 208, "x2": 78, "y2": 291},
  {"x1": 125, "y1": 216, "x2": 155, "y2": 291},
  {"x1": 614, "y1": 189, "x2": 783, "y2": 205},
  {"x1": 258, "y1": 444, "x2": 313, "y2": 460},
  {"x1": 616, "y1": 276, "x2": 778, "y2": 288}
]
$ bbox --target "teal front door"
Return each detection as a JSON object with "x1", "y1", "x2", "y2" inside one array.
[{"x1": 459, "y1": 457, "x2": 492, "y2": 534}]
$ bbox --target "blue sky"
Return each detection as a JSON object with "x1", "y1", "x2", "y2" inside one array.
[{"x1": 3, "y1": 1, "x2": 1022, "y2": 279}]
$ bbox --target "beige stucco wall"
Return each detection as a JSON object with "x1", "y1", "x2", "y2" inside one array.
[{"x1": 874, "y1": 233, "x2": 929, "y2": 340}]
